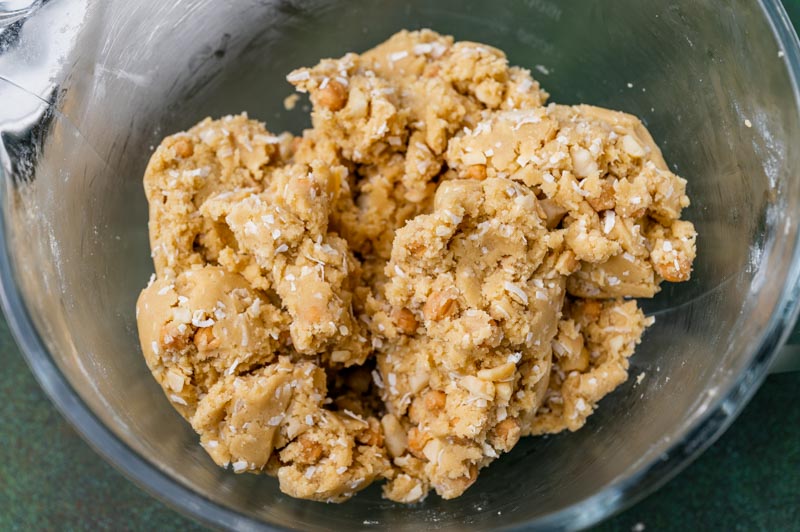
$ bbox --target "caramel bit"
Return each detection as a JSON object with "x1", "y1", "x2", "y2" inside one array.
[
  {"x1": 297, "y1": 435, "x2": 323, "y2": 464},
  {"x1": 316, "y1": 79, "x2": 349, "y2": 111},
  {"x1": 463, "y1": 164, "x2": 487, "y2": 180},
  {"x1": 423, "y1": 290, "x2": 458, "y2": 321},
  {"x1": 654, "y1": 256, "x2": 692, "y2": 282},
  {"x1": 357, "y1": 424, "x2": 385, "y2": 447},
  {"x1": 160, "y1": 323, "x2": 190, "y2": 351},
  {"x1": 581, "y1": 299, "x2": 603, "y2": 320},
  {"x1": 173, "y1": 138, "x2": 194, "y2": 158},
  {"x1": 491, "y1": 418, "x2": 521, "y2": 452},
  {"x1": 193, "y1": 326, "x2": 218, "y2": 351},
  {"x1": 423, "y1": 390, "x2": 446, "y2": 412},
  {"x1": 138, "y1": 28, "x2": 696, "y2": 505},
  {"x1": 392, "y1": 307, "x2": 419, "y2": 334}
]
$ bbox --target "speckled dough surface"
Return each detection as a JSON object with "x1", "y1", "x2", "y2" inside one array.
[{"x1": 136, "y1": 29, "x2": 696, "y2": 503}]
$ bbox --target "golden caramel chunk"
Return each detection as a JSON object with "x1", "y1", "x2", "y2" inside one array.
[
  {"x1": 463, "y1": 164, "x2": 487, "y2": 180},
  {"x1": 316, "y1": 79, "x2": 349, "y2": 111}
]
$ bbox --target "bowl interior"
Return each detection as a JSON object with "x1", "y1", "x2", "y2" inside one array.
[{"x1": 1, "y1": 0, "x2": 799, "y2": 530}]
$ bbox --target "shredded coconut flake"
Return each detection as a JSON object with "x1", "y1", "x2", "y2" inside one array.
[
  {"x1": 342, "y1": 409, "x2": 368, "y2": 425},
  {"x1": 603, "y1": 211, "x2": 616, "y2": 234},
  {"x1": 287, "y1": 70, "x2": 310, "y2": 82},
  {"x1": 535, "y1": 291, "x2": 548, "y2": 301},
  {"x1": 372, "y1": 370, "x2": 384, "y2": 389},
  {"x1": 184, "y1": 167, "x2": 210, "y2": 178},
  {"x1": 255, "y1": 134, "x2": 281, "y2": 144},
  {"x1": 571, "y1": 181, "x2": 589, "y2": 197},
  {"x1": 191, "y1": 311, "x2": 215, "y2": 328},
  {"x1": 512, "y1": 114, "x2": 542, "y2": 130},
  {"x1": 225, "y1": 359, "x2": 240, "y2": 376},
  {"x1": 157, "y1": 284, "x2": 173, "y2": 296},
  {"x1": 169, "y1": 394, "x2": 187, "y2": 405},
  {"x1": 389, "y1": 50, "x2": 409, "y2": 62},
  {"x1": 503, "y1": 281, "x2": 529, "y2": 305},
  {"x1": 442, "y1": 209, "x2": 462, "y2": 225},
  {"x1": 413, "y1": 43, "x2": 433, "y2": 55}
]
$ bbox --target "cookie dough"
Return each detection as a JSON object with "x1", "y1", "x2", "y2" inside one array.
[{"x1": 137, "y1": 29, "x2": 696, "y2": 503}]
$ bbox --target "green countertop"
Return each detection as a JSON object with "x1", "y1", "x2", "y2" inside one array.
[{"x1": 3, "y1": 3, "x2": 800, "y2": 530}]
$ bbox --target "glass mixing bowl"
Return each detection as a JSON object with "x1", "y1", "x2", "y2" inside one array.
[{"x1": 1, "y1": 0, "x2": 800, "y2": 529}]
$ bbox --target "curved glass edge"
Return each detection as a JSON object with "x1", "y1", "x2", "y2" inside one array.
[{"x1": 0, "y1": 1, "x2": 797, "y2": 531}]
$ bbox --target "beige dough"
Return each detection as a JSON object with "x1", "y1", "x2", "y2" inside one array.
[{"x1": 137, "y1": 29, "x2": 696, "y2": 503}]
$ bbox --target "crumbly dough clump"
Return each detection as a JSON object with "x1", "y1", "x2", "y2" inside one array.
[{"x1": 137, "y1": 29, "x2": 696, "y2": 503}]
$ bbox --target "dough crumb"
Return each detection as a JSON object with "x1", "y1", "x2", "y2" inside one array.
[{"x1": 284, "y1": 93, "x2": 300, "y2": 110}]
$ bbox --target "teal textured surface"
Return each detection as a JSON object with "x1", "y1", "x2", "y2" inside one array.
[{"x1": 3, "y1": 3, "x2": 800, "y2": 530}]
